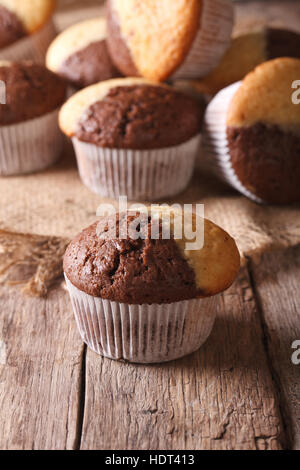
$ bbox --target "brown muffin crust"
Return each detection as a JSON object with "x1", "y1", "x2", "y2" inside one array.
[
  {"x1": 75, "y1": 85, "x2": 203, "y2": 149},
  {"x1": 59, "y1": 39, "x2": 121, "y2": 89},
  {"x1": 267, "y1": 28, "x2": 300, "y2": 60},
  {"x1": 0, "y1": 62, "x2": 66, "y2": 125},
  {"x1": 64, "y1": 213, "x2": 200, "y2": 304},
  {"x1": 106, "y1": 1, "x2": 139, "y2": 77},
  {"x1": 0, "y1": 5, "x2": 27, "y2": 49},
  {"x1": 227, "y1": 123, "x2": 300, "y2": 204}
]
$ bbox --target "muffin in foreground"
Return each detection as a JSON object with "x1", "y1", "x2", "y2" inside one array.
[
  {"x1": 0, "y1": 61, "x2": 66, "y2": 176},
  {"x1": 106, "y1": 0, "x2": 234, "y2": 81},
  {"x1": 202, "y1": 58, "x2": 300, "y2": 205},
  {"x1": 64, "y1": 209, "x2": 240, "y2": 363},
  {"x1": 0, "y1": 0, "x2": 56, "y2": 63},
  {"x1": 59, "y1": 77, "x2": 204, "y2": 200},
  {"x1": 46, "y1": 17, "x2": 120, "y2": 91},
  {"x1": 189, "y1": 28, "x2": 300, "y2": 96}
]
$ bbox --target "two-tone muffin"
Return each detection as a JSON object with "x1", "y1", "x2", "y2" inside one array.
[
  {"x1": 59, "y1": 78, "x2": 204, "y2": 200},
  {"x1": 202, "y1": 58, "x2": 300, "y2": 205},
  {"x1": 189, "y1": 28, "x2": 300, "y2": 96},
  {"x1": 106, "y1": 0, "x2": 234, "y2": 81},
  {"x1": 64, "y1": 208, "x2": 240, "y2": 363},
  {"x1": 46, "y1": 17, "x2": 120, "y2": 91},
  {"x1": 0, "y1": 61, "x2": 66, "y2": 176},
  {"x1": 0, "y1": 0, "x2": 56, "y2": 63}
]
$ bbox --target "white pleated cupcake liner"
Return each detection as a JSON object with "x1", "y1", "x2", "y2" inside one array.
[
  {"x1": 65, "y1": 276, "x2": 217, "y2": 364},
  {"x1": 72, "y1": 134, "x2": 201, "y2": 201},
  {"x1": 0, "y1": 109, "x2": 64, "y2": 176},
  {"x1": 0, "y1": 20, "x2": 56, "y2": 64},
  {"x1": 201, "y1": 81, "x2": 265, "y2": 204},
  {"x1": 173, "y1": 0, "x2": 234, "y2": 79}
]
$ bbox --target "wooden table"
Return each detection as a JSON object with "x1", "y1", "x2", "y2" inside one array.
[{"x1": 0, "y1": 1, "x2": 299, "y2": 450}]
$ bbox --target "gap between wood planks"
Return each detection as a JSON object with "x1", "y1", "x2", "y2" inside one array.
[{"x1": 246, "y1": 258, "x2": 292, "y2": 450}]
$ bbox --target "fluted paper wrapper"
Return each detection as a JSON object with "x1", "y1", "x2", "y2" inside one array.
[
  {"x1": 0, "y1": 109, "x2": 64, "y2": 176},
  {"x1": 72, "y1": 134, "x2": 201, "y2": 201},
  {"x1": 201, "y1": 81, "x2": 265, "y2": 204},
  {"x1": 65, "y1": 276, "x2": 217, "y2": 364},
  {"x1": 173, "y1": 0, "x2": 234, "y2": 79},
  {"x1": 0, "y1": 20, "x2": 56, "y2": 64}
]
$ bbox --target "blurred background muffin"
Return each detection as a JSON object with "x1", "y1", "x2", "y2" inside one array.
[
  {"x1": 0, "y1": 60, "x2": 66, "y2": 176},
  {"x1": 202, "y1": 58, "x2": 300, "y2": 205},
  {"x1": 46, "y1": 17, "x2": 120, "y2": 90},
  {"x1": 106, "y1": 0, "x2": 234, "y2": 81},
  {"x1": 59, "y1": 77, "x2": 204, "y2": 200},
  {"x1": 0, "y1": 0, "x2": 57, "y2": 63}
]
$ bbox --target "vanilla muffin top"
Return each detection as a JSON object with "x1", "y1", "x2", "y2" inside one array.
[
  {"x1": 64, "y1": 209, "x2": 240, "y2": 303},
  {"x1": 227, "y1": 58, "x2": 300, "y2": 132},
  {"x1": 0, "y1": 0, "x2": 55, "y2": 36},
  {"x1": 46, "y1": 17, "x2": 120, "y2": 88},
  {"x1": 190, "y1": 28, "x2": 300, "y2": 96},
  {"x1": 107, "y1": 0, "x2": 203, "y2": 81}
]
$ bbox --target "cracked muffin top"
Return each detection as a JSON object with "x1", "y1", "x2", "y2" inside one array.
[
  {"x1": 0, "y1": 61, "x2": 66, "y2": 125},
  {"x1": 59, "y1": 77, "x2": 204, "y2": 149},
  {"x1": 63, "y1": 210, "x2": 240, "y2": 305},
  {"x1": 46, "y1": 17, "x2": 120, "y2": 90},
  {"x1": 0, "y1": 0, "x2": 55, "y2": 49}
]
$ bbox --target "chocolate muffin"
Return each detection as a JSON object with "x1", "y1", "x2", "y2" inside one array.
[
  {"x1": 46, "y1": 18, "x2": 120, "y2": 90},
  {"x1": 0, "y1": 61, "x2": 66, "y2": 176},
  {"x1": 106, "y1": 0, "x2": 234, "y2": 81},
  {"x1": 0, "y1": 0, "x2": 56, "y2": 63},
  {"x1": 64, "y1": 208, "x2": 240, "y2": 362},
  {"x1": 59, "y1": 78, "x2": 204, "y2": 200},
  {"x1": 189, "y1": 28, "x2": 300, "y2": 96},
  {"x1": 202, "y1": 58, "x2": 300, "y2": 205}
]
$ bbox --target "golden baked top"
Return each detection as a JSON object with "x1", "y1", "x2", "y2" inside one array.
[
  {"x1": 107, "y1": 0, "x2": 202, "y2": 82},
  {"x1": 191, "y1": 31, "x2": 267, "y2": 96},
  {"x1": 46, "y1": 17, "x2": 107, "y2": 73},
  {"x1": 227, "y1": 58, "x2": 300, "y2": 131},
  {"x1": 0, "y1": 0, "x2": 56, "y2": 34},
  {"x1": 154, "y1": 207, "x2": 240, "y2": 296}
]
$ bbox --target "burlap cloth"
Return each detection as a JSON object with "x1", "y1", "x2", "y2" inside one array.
[{"x1": 0, "y1": 1, "x2": 299, "y2": 295}]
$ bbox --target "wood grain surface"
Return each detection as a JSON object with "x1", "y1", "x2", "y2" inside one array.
[{"x1": 0, "y1": 0, "x2": 299, "y2": 450}]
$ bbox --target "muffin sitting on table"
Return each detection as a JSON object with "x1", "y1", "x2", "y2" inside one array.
[
  {"x1": 59, "y1": 77, "x2": 204, "y2": 201},
  {"x1": 46, "y1": 17, "x2": 120, "y2": 90},
  {"x1": 0, "y1": 0, "x2": 57, "y2": 63},
  {"x1": 202, "y1": 58, "x2": 300, "y2": 205},
  {"x1": 106, "y1": 0, "x2": 234, "y2": 81},
  {"x1": 188, "y1": 27, "x2": 300, "y2": 96},
  {"x1": 0, "y1": 61, "x2": 66, "y2": 176},
  {"x1": 64, "y1": 208, "x2": 240, "y2": 363}
]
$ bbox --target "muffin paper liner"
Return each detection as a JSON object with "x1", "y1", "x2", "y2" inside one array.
[
  {"x1": 0, "y1": 20, "x2": 56, "y2": 64},
  {"x1": 201, "y1": 81, "x2": 265, "y2": 204},
  {"x1": 72, "y1": 134, "x2": 201, "y2": 201},
  {"x1": 0, "y1": 109, "x2": 64, "y2": 176},
  {"x1": 65, "y1": 276, "x2": 217, "y2": 364},
  {"x1": 173, "y1": 0, "x2": 234, "y2": 79}
]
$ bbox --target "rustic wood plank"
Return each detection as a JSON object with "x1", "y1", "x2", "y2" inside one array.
[
  {"x1": 248, "y1": 246, "x2": 300, "y2": 450},
  {"x1": 80, "y1": 267, "x2": 284, "y2": 450},
  {"x1": 0, "y1": 285, "x2": 84, "y2": 450}
]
